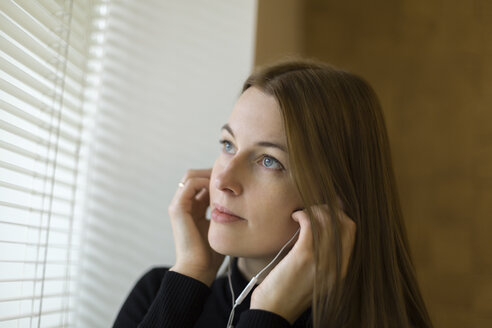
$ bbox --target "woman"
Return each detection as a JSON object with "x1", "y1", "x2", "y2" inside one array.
[{"x1": 113, "y1": 59, "x2": 433, "y2": 328}]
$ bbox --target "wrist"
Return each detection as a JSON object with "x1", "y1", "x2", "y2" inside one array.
[
  {"x1": 250, "y1": 293, "x2": 298, "y2": 325},
  {"x1": 169, "y1": 264, "x2": 216, "y2": 287}
]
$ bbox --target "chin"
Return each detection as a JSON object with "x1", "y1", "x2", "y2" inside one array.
[
  {"x1": 208, "y1": 226, "x2": 250, "y2": 257},
  {"x1": 208, "y1": 225, "x2": 234, "y2": 255}
]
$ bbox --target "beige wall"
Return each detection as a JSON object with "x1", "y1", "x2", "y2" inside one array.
[
  {"x1": 254, "y1": 0, "x2": 305, "y2": 65},
  {"x1": 255, "y1": 1, "x2": 492, "y2": 327}
]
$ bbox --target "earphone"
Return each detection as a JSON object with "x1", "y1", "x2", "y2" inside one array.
[{"x1": 226, "y1": 227, "x2": 301, "y2": 328}]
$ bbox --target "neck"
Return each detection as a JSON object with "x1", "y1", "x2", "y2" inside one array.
[{"x1": 236, "y1": 253, "x2": 286, "y2": 284}]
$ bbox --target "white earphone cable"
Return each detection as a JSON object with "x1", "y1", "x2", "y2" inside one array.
[
  {"x1": 253, "y1": 228, "x2": 300, "y2": 281},
  {"x1": 226, "y1": 257, "x2": 236, "y2": 328},
  {"x1": 225, "y1": 228, "x2": 300, "y2": 328}
]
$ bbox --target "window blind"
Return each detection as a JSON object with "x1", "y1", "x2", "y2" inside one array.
[
  {"x1": 75, "y1": 1, "x2": 258, "y2": 326},
  {"x1": 2, "y1": 0, "x2": 257, "y2": 326},
  {"x1": 0, "y1": 0, "x2": 105, "y2": 326}
]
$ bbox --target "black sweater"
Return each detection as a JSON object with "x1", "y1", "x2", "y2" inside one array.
[{"x1": 113, "y1": 257, "x2": 312, "y2": 327}]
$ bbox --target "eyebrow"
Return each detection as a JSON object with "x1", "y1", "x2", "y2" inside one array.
[{"x1": 221, "y1": 123, "x2": 288, "y2": 153}]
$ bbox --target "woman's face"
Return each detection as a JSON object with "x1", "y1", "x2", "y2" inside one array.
[{"x1": 209, "y1": 86, "x2": 303, "y2": 259}]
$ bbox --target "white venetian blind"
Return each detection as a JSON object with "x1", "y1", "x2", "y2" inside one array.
[
  {"x1": 77, "y1": 1, "x2": 257, "y2": 327},
  {"x1": 1, "y1": 0, "x2": 257, "y2": 326},
  {"x1": 0, "y1": 0, "x2": 104, "y2": 326}
]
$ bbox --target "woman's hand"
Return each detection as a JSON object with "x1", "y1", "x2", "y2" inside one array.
[
  {"x1": 250, "y1": 205, "x2": 356, "y2": 324},
  {"x1": 168, "y1": 168, "x2": 224, "y2": 286}
]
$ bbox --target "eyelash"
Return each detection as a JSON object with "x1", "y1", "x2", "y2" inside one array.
[{"x1": 219, "y1": 139, "x2": 285, "y2": 171}]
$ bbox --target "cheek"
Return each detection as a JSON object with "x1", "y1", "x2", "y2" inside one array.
[
  {"x1": 266, "y1": 178, "x2": 301, "y2": 207},
  {"x1": 247, "y1": 190, "x2": 301, "y2": 256},
  {"x1": 253, "y1": 181, "x2": 302, "y2": 225}
]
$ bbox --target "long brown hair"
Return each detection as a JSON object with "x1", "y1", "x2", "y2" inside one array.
[{"x1": 243, "y1": 59, "x2": 433, "y2": 328}]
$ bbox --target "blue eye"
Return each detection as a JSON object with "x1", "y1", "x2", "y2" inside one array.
[
  {"x1": 261, "y1": 155, "x2": 283, "y2": 170},
  {"x1": 219, "y1": 139, "x2": 285, "y2": 171},
  {"x1": 219, "y1": 139, "x2": 235, "y2": 154}
]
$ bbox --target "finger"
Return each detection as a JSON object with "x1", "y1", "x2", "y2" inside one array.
[
  {"x1": 314, "y1": 205, "x2": 352, "y2": 246},
  {"x1": 341, "y1": 215, "x2": 356, "y2": 248},
  {"x1": 195, "y1": 187, "x2": 209, "y2": 201},
  {"x1": 312, "y1": 205, "x2": 331, "y2": 229},
  {"x1": 178, "y1": 177, "x2": 210, "y2": 203},
  {"x1": 334, "y1": 211, "x2": 356, "y2": 278},
  {"x1": 335, "y1": 209, "x2": 356, "y2": 243},
  {"x1": 291, "y1": 210, "x2": 313, "y2": 248},
  {"x1": 194, "y1": 188, "x2": 210, "y2": 214},
  {"x1": 170, "y1": 177, "x2": 210, "y2": 215},
  {"x1": 340, "y1": 214, "x2": 356, "y2": 235},
  {"x1": 180, "y1": 168, "x2": 212, "y2": 183}
]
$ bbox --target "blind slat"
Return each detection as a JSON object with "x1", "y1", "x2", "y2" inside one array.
[
  {"x1": 0, "y1": 260, "x2": 77, "y2": 265},
  {"x1": 0, "y1": 291, "x2": 73, "y2": 303},
  {"x1": 0, "y1": 10, "x2": 86, "y2": 77},
  {"x1": 1, "y1": 71, "x2": 84, "y2": 118},
  {"x1": 0, "y1": 161, "x2": 75, "y2": 190},
  {"x1": 7, "y1": 0, "x2": 87, "y2": 57},
  {"x1": 0, "y1": 180, "x2": 73, "y2": 203},
  {"x1": 0, "y1": 277, "x2": 74, "y2": 284},
  {"x1": 0, "y1": 239, "x2": 78, "y2": 250},
  {"x1": 1, "y1": 0, "x2": 103, "y2": 326},
  {"x1": 0, "y1": 220, "x2": 75, "y2": 234},
  {"x1": 1, "y1": 54, "x2": 83, "y2": 111},
  {"x1": 0, "y1": 307, "x2": 74, "y2": 322},
  {"x1": 31, "y1": 0, "x2": 63, "y2": 14},
  {"x1": 13, "y1": 0, "x2": 89, "y2": 56},
  {"x1": 1, "y1": 98, "x2": 82, "y2": 144},
  {"x1": 1, "y1": 32, "x2": 86, "y2": 94},
  {"x1": 0, "y1": 139, "x2": 77, "y2": 174},
  {"x1": 0, "y1": 200, "x2": 71, "y2": 218},
  {"x1": 2, "y1": 1, "x2": 88, "y2": 70},
  {"x1": 0, "y1": 119, "x2": 78, "y2": 157}
]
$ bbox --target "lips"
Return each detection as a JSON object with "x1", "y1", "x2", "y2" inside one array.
[{"x1": 213, "y1": 202, "x2": 245, "y2": 220}]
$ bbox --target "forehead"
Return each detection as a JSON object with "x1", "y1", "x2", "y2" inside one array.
[{"x1": 227, "y1": 87, "x2": 285, "y2": 140}]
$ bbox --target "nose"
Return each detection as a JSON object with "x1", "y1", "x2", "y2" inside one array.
[{"x1": 214, "y1": 157, "x2": 244, "y2": 196}]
